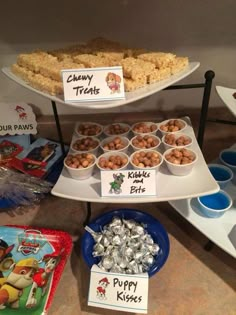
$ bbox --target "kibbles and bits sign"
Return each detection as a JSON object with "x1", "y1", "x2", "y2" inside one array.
[
  {"x1": 88, "y1": 265, "x2": 149, "y2": 313},
  {"x1": 101, "y1": 169, "x2": 157, "y2": 197},
  {"x1": 61, "y1": 66, "x2": 125, "y2": 102}
]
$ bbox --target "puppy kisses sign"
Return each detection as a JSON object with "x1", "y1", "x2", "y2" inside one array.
[
  {"x1": 61, "y1": 66, "x2": 125, "y2": 102},
  {"x1": 88, "y1": 265, "x2": 149, "y2": 313}
]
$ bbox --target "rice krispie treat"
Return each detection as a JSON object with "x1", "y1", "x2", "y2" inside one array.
[
  {"x1": 12, "y1": 37, "x2": 190, "y2": 94},
  {"x1": 95, "y1": 51, "x2": 125, "y2": 61},
  {"x1": 169, "y1": 57, "x2": 189, "y2": 74},
  {"x1": 11, "y1": 63, "x2": 33, "y2": 83},
  {"x1": 121, "y1": 57, "x2": 155, "y2": 81},
  {"x1": 11, "y1": 64, "x2": 63, "y2": 95},
  {"x1": 39, "y1": 59, "x2": 85, "y2": 82},
  {"x1": 49, "y1": 44, "x2": 93, "y2": 61},
  {"x1": 147, "y1": 68, "x2": 171, "y2": 84},
  {"x1": 28, "y1": 74, "x2": 63, "y2": 95},
  {"x1": 73, "y1": 54, "x2": 113, "y2": 68},
  {"x1": 138, "y1": 52, "x2": 176, "y2": 69},
  {"x1": 124, "y1": 77, "x2": 146, "y2": 92},
  {"x1": 125, "y1": 48, "x2": 149, "y2": 58},
  {"x1": 17, "y1": 51, "x2": 57, "y2": 73}
]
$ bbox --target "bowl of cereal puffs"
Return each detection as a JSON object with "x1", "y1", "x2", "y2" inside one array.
[
  {"x1": 163, "y1": 148, "x2": 198, "y2": 176},
  {"x1": 64, "y1": 153, "x2": 96, "y2": 180}
]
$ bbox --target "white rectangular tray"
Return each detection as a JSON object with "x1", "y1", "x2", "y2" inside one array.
[
  {"x1": 51, "y1": 119, "x2": 219, "y2": 203},
  {"x1": 169, "y1": 183, "x2": 236, "y2": 259},
  {"x1": 2, "y1": 62, "x2": 200, "y2": 110},
  {"x1": 170, "y1": 143, "x2": 236, "y2": 259}
]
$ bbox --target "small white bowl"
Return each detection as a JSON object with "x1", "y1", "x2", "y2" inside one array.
[
  {"x1": 162, "y1": 132, "x2": 193, "y2": 150},
  {"x1": 131, "y1": 122, "x2": 158, "y2": 136},
  {"x1": 208, "y1": 163, "x2": 233, "y2": 189},
  {"x1": 100, "y1": 136, "x2": 130, "y2": 154},
  {"x1": 70, "y1": 136, "x2": 100, "y2": 156},
  {"x1": 75, "y1": 121, "x2": 103, "y2": 138},
  {"x1": 64, "y1": 153, "x2": 96, "y2": 180},
  {"x1": 130, "y1": 134, "x2": 161, "y2": 151},
  {"x1": 96, "y1": 151, "x2": 129, "y2": 171},
  {"x1": 163, "y1": 147, "x2": 198, "y2": 176},
  {"x1": 197, "y1": 190, "x2": 233, "y2": 218},
  {"x1": 219, "y1": 149, "x2": 236, "y2": 173},
  {"x1": 159, "y1": 118, "x2": 187, "y2": 136},
  {"x1": 103, "y1": 123, "x2": 131, "y2": 138},
  {"x1": 130, "y1": 149, "x2": 163, "y2": 172}
]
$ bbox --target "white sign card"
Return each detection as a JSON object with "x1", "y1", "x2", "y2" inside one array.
[
  {"x1": 88, "y1": 265, "x2": 149, "y2": 313},
  {"x1": 100, "y1": 169, "x2": 156, "y2": 197},
  {"x1": 61, "y1": 66, "x2": 125, "y2": 102},
  {"x1": 0, "y1": 102, "x2": 37, "y2": 135}
]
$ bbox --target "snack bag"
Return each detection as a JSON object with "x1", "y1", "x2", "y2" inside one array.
[{"x1": 0, "y1": 225, "x2": 72, "y2": 314}]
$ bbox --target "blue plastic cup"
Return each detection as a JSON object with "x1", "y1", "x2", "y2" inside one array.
[
  {"x1": 219, "y1": 149, "x2": 236, "y2": 173},
  {"x1": 197, "y1": 190, "x2": 233, "y2": 218},
  {"x1": 208, "y1": 163, "x2": 233, "y2": 189}
]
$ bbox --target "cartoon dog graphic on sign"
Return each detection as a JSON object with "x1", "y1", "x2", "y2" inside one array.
[
  {"x1": 15, "y1": 105, "x2": 27, "y2": 120},
  {"x1": 109, "y1": 173, "x2": 125, "y2": 194},
  {"x1": 96, "y1": 277, "x2": 110, "y2": 300},
  {"x1": 105, "y1": 72, "x2": 121, "y2": 94}
]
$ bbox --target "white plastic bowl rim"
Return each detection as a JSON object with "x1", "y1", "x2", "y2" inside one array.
[
  {"x1": 162, "y1": 132, "x2": 193, "y2": 148},
  {"x1": 75, "y1": 121, "x2": 104, "y2": 137},
  {"x1": 163, "y1": 148, "x2": 198, "y2": 167},
  {"x1": 130, "y1": 149, "x2": 164, "y2": 169},
  {"x1": 100, "y1": 135, "x2": 130, "y2": 152},
  {"x1": 70, "y1": 136, "x2": 100, "y2": 153},
  {"x1": 103, "y1": 123, "x2": 131, "y2": 136},
  {"x1": 96, "y1": 151, "x2": 130, "y2": 170},
  {"x1": 131, "y1": 121, "x2": 159, "y2": 135},
  {"x1": 159, "y1": 118, "x2": 187, "y2": 134},
  {"x1": 130, "y1": 134, "x2": 161, "y2": 150},
  {"x1": 64, "y1": 153, "x2": 97, "y2": 168}
]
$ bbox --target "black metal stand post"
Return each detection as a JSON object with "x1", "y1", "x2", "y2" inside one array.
[
  {"x1": 83, "y1": 202, "x2": 92, "y2": 227},
  {"x1": 166, "y1": 71, "x2": 216, "y2": 252},
  {"x1": 51, "y1": 100, "x2": 66, "y2": 156},
  {"x1": 197, "y1": 70, "x2": 215, "y2": 149},
  {"x1": 165, "y1": 70, "x2": 216, "y2": 150}
]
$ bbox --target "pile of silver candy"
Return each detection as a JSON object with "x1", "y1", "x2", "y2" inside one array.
[{"x1": 85, "y1": 216, "x2": 160, "y2": 274}]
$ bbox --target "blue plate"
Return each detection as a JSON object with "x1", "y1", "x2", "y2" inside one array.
[{"x1": 81, "y1": 208, "x2": 170, "y2": 277}]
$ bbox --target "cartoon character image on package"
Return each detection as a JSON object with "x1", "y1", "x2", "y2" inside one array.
[{"x1": 0, "y1": 225, "x2": 72, "y2": 314}]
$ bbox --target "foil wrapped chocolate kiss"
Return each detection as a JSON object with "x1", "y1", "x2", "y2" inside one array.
[{"x1": 85, "y1": 217, "x2": 160, "y2": 274}]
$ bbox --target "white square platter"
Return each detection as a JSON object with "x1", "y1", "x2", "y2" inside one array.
[{"x1": 51, "y1": 117, "x2": 219, "y2": 203}]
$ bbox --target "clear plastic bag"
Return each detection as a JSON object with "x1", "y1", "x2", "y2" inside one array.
[{"x1": 0, "y1": 166, "x2": 53, "y2": 207}]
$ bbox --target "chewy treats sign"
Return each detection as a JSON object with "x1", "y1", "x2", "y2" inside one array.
[
  {"x1": 88, "y1": 265, "x2": 149, "y2": 313},
  {"x1": 61, "y1": 66, "x2": 125, "y2": 102}
]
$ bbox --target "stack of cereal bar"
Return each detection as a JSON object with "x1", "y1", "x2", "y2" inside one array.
[{"x1": 11, "y1": 37, "x2": 189, "y2": 95}]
